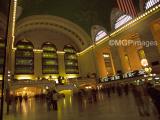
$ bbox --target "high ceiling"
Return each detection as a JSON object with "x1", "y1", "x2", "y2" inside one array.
[
  {"x1": 0, "y1": 0, "x2": 141, "y2": 37},
  {"x1": 18, "y1": 0, "x2": 141, "y2": 34},
  {"x1": 18, "y1": 0, "x2": 118, "y2": 35}
]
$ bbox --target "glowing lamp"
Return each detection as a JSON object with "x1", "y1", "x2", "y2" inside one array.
[
  {"x1": 141, "y1": 59, "x2": 148, "y2": 67},
  {"x1": 46, "y1": 86, "x2": 49, "y2": 90}
]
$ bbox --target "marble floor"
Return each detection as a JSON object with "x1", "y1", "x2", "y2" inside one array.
[{"x1": 2, "y1": 90, "x2": 160, "y2": 120}]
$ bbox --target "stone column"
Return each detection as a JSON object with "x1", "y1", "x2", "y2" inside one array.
[{"x1": 110, "y1": 46, "x2": 124, "y2": 74}]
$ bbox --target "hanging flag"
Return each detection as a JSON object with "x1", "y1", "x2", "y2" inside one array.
[{"x1": 117, "y1": 0, "x2": 137, "y2": 17}]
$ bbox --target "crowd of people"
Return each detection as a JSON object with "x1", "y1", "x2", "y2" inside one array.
[
  {"x1": 46, "y1": 89, "x2": 59, "y2": 111},
  {"x1": 101, "y1": 83, "x2": 160, "y2": 118},
  {"x1": 5, "y1": 93, "x2": 28, "y2": 114},
  {"x1": 4, "y1": 89, "x2": 61, "y2": 113},
  {"x1": 75, "y1": 82, "x2": 160, "y2": 118},
  {"x1": 2, "y1": 81, "x2": 160, "y2": 119}
]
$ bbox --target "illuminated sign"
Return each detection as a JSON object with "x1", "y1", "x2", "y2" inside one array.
[{"x1": 101, "y1": 69, "x2": 146, "y2": 83}]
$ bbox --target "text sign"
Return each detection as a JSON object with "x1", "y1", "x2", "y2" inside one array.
[{"x1": 101, "y1": 69, "x2": 145, "y2": 83}]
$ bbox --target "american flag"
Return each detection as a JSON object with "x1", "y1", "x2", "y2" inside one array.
[{"x1": 117, "y1": 0, "x2": 137, "y2": 17}]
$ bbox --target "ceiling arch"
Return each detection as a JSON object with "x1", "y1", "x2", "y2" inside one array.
[{"x1": 15, "y1": 15, "x2": 91, "y2": 51}]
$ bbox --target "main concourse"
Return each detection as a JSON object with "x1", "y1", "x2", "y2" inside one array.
[{"x1": 0, "y1": 0, "x2": 160, "y2": 120}]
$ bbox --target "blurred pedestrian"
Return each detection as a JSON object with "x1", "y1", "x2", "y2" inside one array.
[
  {"x1": 116, "y1": 84, "x2": 122, "y2": 96},
  {"x1": 52, "y1": 90, "x2": 58, "y2": 110},
  {"x1": 18, "y1": 95, "x2": 23, "y2": 106},
  {"x1": 147, "y1": 83, "x2": 160, "y2": 118},
  {"x1": 106, "y1": 85, "x2": 111, "y2": 97},
  {"x1": 124, "y1": 83, "x2": 129, "y2": 96},
  {"x1": 111, "y1": 84, "x2": 115, "y2": 94},
  {"x1": 132, "y1": 85, "x2": 147, "y2": 116},
  {"x1": 5, "y1": 94, "x2": 12, "y2": 114},
  {"x1": 46, "y1": 89, "x2": 52, "y2": 111}
]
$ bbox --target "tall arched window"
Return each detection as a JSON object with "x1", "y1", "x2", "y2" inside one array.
[
  {"x1": 42, "y1": 42, "x2": 58, "y2": 74},
  {"x1": 95, "y1": 30, "x2": 107, "y2": 41},
  {"x1": 91, "y1": 25, "x2": 108, "y2": 42},
  {"x1": 115, "y1": 15, "x2": 132, "y2": 29},
  {"x1": 15, "y1": 40, "x2": 34, "y2": 74},
  {"x1": 64, "y1": 45, "x2": 79, "y2": 74},
  {"x1": 0, "y1": 39, "x2": 4, "y2": 74},
  {"x1": 145, "y1": 0, "x2": 160, "y2": 10}
]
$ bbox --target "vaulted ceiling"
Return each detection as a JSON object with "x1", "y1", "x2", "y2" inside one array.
[
  {"x1": 1, "y1": 0, "x2": 141, "y2": 37},
  {"x1": 18, "y1": 0, "x2": 118, "y2": 35}
]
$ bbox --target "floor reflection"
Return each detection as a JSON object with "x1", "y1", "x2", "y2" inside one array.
[{"x1": 3, "y1": 89, "x2": 160, "y2": 120}]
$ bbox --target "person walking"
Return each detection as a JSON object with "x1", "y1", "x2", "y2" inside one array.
[
  {"x1": 46, "y1": 89, "x2": 53, "y2": 111},
  {"x1": 124, "y1": 83, "x2": 129, "y2": 96},
  {"x1": 52, "y1": 90, "x2": 58, "y2": 110},
  {"x1": 106, "y1": 85, "x2": 111, "y2": 97},
  {"x1": 147, "y1": 83, "x2": 160, "y2": 118},
  {"x1": 18, "y1": 95, "x2": 23, "y2": 106},
  {"x1": 5, "y1": 94, "x2": 12, "y2": 114},
  {"x1": 132, "y1": 85, "x2": 146, "y2": 116},
  {"x1": 116, "y1": 84, "x2": 122, "y2": 96}
]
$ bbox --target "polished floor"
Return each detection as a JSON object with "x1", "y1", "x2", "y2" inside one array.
[{"x1": 2, "y1": 90, "x2": 160, "y2": 120}]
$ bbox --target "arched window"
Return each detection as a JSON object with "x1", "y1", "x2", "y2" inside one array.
[
  {"x1": 42, "y1": 42, "x2": 58, "y2": 74},
  {"x1": 64, "y1": 45, "x2": 79, "y2": 74},
  {"x1": 91, "y1": 25, "x2": 108, "y2": 42},
  {"x1": 15, "y1": 40, "x2": 34, "y2": 74},
  {"x1": 0, "y1": 39, "x2": 4, "y2": 74},
  {"x1": 115, "y1": 15, "x2": 132, "y2": 29},
  {"x1": 95, "y1": 30, "x2": 107, "y2": 41},
  {"x1": 145, "y1": 0, "x2": 160, "y2": 10}
]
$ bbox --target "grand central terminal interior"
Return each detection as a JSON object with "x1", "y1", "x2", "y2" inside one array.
[{"x1": 0, "y1": 0, "x2": 160, "y2": 120}]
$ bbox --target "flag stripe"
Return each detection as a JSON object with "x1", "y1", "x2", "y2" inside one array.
[{"x1": 117, "y1": 0, "x2": 137, "y2": 17}]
